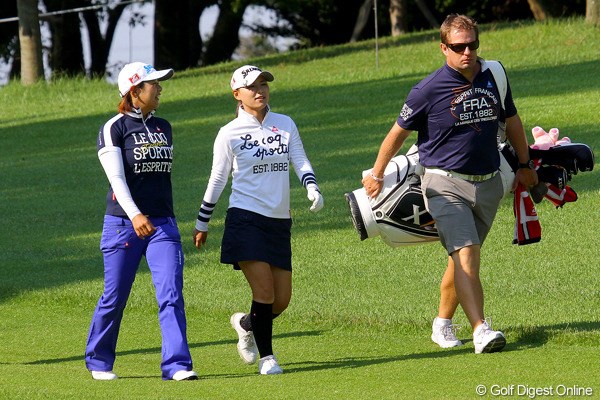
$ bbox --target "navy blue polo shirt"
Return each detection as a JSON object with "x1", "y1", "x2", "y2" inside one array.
[
  {"x1": 97, "y1": 112, "x2": 175, "y2": 217},
  {"x1": 397, "y1": 60, "x2": 517, "y2": 175}
]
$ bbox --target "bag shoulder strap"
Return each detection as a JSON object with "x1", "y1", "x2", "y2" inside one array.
[{"x1": 485, "y1": 60, "x2": 507, "y2": 111}]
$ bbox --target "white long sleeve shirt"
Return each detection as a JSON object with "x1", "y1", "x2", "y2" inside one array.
[{"x1": 196, "y1": 107, "x2": 318, "y2": 231}]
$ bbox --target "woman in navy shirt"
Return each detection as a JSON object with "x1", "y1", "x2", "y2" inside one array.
[{"x1": 85, "y1": 62, "x2": 197, "y2": 381}]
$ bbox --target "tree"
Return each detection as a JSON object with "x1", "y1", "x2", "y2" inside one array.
[
  {"x1": 13, "y1": 0, "x2": 587, "y2": 81},
  {"x1": 526, "y1": 0, "x2": 586, "y2": 20},
  {"x1": 587, "y1": 0, "x2": 600, "y2": 26},
  {"x1": 527, "y1": 0, "x2": 548, "y2": 20},
  {"x1": 0, "y1": 1, "x2": 19, "y2": 79},
  {"x1": 154, "y1": 0, "x2": 211, "y2": 70},
  {"x1": 80, "y1": 0, "x2": 131, "y2": 77},
  {"x1": 37, "y1": 0, "x2": 137, "y2": 78},
  {"x1": 202, "y1": 0, "x2": 250, "y2": 65},
  {"x1": 351, "y1": 0, "x2": 376, "y2": 41},
  {"x1": 17, "y1": 0, "x2": 44, "y2": 84},
  {"x1": 236, "y1": 34, "x2": 279, "y2": 59},
  {"x1": 153, "y1": 0, "x2": 250, "y2": 68},
  {"x1": 389, "y1": 0, "x2": 407, "y2": 36},
  {"x1": 153, "y1": 0, "x2": 372, "y2": 66},
  {"x1": 414, "y1": 0, "x2": 438, "y2": 29},
  {"x1": 44, "y1": 0, "x2": 85, "y2": 77},
  {"x1": 260, "y1": 0, "x2": 373, "y2": 47}
]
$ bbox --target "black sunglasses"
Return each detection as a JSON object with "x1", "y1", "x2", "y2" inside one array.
[{"x1": 445, "y1": 40, "x2": 479, "y2": 53}]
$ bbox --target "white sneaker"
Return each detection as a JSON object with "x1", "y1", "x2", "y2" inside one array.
[
  {"x1": 431, "y1": 317, "x2": 463, "y2": 348},
  {"x1": 258, "y1": 355, "x2": 283, "y2": 375},
  {"x1": 230, "y1": 312, "x2": 258, "y2": 364},
  {"x1": 91, "y1": 370, "x2": 118, "y2": 380},
  {"x1": 172, "y1": 370, "x2": 199, "y2": 381},
  {"x1": 473, "y1": 321, "x2": 506, "y2": 354}
]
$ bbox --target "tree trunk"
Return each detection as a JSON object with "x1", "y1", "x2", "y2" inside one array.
[
  {"x1": 351, "y1": 0, "x2": 373, "y2": 42},
  {"x1": 154, "y1": 0, "x2": 207, "y2": 70},
  {"x1": 0, "y1": 1, "x2": 19, "y2": 78},
  {"x1": 202, "y1": 0, "x2": 248, "y2": 66},
  {"x1": 527, "y1": 0, "x2": 548, "y2": 20},
  {"x1": 17, "y1": 0, "x2": 44, "y2": 84},
  {"x1": 587, "y1": 0, "x2": 600, "y2": 26},
  {"x1": 81, "y1": 3, "x2": 128, "y2": 78},
  {"x1": 414, "y1": 0, "x2": 438, "y2": 29},
  {"x1": 527, "y1": 0, "x2": 575, "y2": 19},
  {"x1": 45, "y1": 1, "x2": 84, "y2": 77},
  {"x1": 389, "y1": 0, "x2": 407, "y2": 37}
]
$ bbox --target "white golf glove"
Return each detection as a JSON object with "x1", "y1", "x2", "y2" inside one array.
[{"x1": 307, "y1": 184, "x2": 324, "y2": 212}]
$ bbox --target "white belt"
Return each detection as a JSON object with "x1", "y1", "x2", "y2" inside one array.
[{"x1": 425, "y1": 168, "x2": 498, "y2": 182}]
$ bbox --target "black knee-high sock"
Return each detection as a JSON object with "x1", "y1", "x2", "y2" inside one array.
[
  {"x1": 240, "y1": 314, "x2": 252, "y2": 331},
  {"x1": 240, "y1": 312, "x2": 280, "y2": 331},
  {"x1": 250, "y1": 300, "x2": 273, "y2": 358}
]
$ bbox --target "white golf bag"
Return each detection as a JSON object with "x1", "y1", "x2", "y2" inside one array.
[{"x1": 345, "y1": 145, "x2": 516, "y2": 247}]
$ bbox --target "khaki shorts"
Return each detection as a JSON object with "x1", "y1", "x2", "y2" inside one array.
[{"x1": 420, "y1": 172, "x2": 504, "y2": 254}]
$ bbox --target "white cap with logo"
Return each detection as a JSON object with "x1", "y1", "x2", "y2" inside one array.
[
  {"x1": 230, "y1": 65, "x2": 274, "y2": 90},
  {"x1": 117, "y1": 62, "x2": 174, "y2": 97}
]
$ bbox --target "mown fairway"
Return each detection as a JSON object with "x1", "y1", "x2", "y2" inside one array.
[{"x1": 1, "y1": 18, "x2": 599, "y2": 399}]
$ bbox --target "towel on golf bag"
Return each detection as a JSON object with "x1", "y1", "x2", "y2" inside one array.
[
  {"x1": 544, "y1": 184, "x2": 578, "y2": 208},
  {"x1": 513, "y1": 182, "x2": 541, "y2": 245}
]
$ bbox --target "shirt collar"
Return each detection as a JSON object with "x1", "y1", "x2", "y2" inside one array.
[
  {"x1": 238, "y1": 105, "x2": 270, "y2": 124},
  {"x1": 124, "y1": 107, "x2": 155, "y2": 120}
]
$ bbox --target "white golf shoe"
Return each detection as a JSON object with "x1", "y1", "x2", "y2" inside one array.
[
  {"x1": 172, "y1": 370, "x2": 199, "y2": 381},
  {"x1": 431, "y1": 317, "x2": 463, "y2": 348},
  {"x1": 230, "y1": 312, "x2": 258, "y2": 364},
  {"x1": 91, "y1": 370, "x2": 118, "y2": 380},
  {"x1": 258, "y1": 355, "x2": 283, "y2": 375},
  {"x1": 473, "y1": 321, "x2": 506, "y2": 354}
]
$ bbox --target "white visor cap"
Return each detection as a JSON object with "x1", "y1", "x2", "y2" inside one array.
[
  {"x1": 118, "y1": 62, "x2": 174, "y2": 97},
  {"x1": 230, "y1": 65, "x2": 274, "y2": 90}
]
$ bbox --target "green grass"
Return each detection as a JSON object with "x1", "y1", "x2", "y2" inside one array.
[{"x1": 1, "y1": 18, "x2": 599, "y2": 399}]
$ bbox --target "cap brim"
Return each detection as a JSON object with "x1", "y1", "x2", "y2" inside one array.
[
  {"x1": 259, "y1": 71, "x2": 274, "y2": 82},
  {"x1": 144, "y1": 68, "x2": 174, "y2": 82},
  {"x1": 231, "y1": 70, "x2": 274, "y2": 90}
]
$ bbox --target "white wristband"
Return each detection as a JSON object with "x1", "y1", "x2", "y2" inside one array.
[{"x1": 370, "y1": 172, "x2": 384, "y2": 183}]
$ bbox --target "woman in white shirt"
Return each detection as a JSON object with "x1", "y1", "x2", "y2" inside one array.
[{"x1": 193, "y1": 65, "x2": 324, "y2": 375}]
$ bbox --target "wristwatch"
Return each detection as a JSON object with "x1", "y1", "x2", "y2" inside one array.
[{"x1": 518, "y1": 159, "x2": 535, "y2": 169}]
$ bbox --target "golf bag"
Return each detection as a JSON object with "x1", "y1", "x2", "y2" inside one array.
[
  {"x1": 345, "y1": 142, "x2": 594, "y2": 247},
  {"x1": 344, "y1": 146, "x2": 439, "y2": 247},
  {"x1": 502, "y1": 141, "x2": 594, "y2": 204}
]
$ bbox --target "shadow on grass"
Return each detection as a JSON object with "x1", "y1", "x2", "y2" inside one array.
[
  {"x1": 279, "y1": 320, "x2": 600, "y2": 375},
  {"x1": 20, "y1": 330, "x2": 324, "y2": 366},
  {"x1": 282, "y1": 349, "x2": 472, "y2": 375},
  {"x1": 9, "y1": 321, "x2": 600, "y2": 376},
  {"x1": 506, "y1": 320, "x2": 600, "y2": 351}
]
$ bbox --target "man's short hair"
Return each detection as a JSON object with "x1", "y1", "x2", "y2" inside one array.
[{"x1": 440, "y1": 14, "x2": 479, "y2": 44}]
